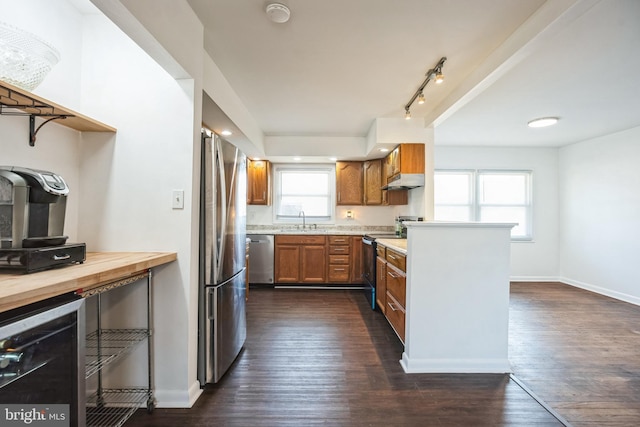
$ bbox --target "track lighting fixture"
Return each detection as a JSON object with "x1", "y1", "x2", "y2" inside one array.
[{"x1": 403, "y1": 56, "x2": 447, "y2": 120}]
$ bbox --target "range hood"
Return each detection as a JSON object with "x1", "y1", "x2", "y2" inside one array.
[{"x1": 381, "y1": 173, "x2": 425, "y2": 190}]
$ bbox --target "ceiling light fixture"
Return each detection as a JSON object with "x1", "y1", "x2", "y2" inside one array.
[
  {"x1": 527, "y1": 117, "x2": 559, "y2": 128},
  {"x1": 404, "y1": 57, "x2": 446, "y2": 120},
  {"x1": 266, "y1": 3, "x2": 291, "y2": 23},
  {"x1": 220, "y1": 129, "x2": 233, "y2": 136}
]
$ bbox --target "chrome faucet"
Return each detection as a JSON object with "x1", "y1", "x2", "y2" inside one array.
[{"x1": 299, "y1": 210, "x2": 306, "y2": 229}]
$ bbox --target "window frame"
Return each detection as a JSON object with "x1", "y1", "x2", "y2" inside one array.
[
  {"x1": 272, "y1": 163, "x2": 336, "y2": 224},
  {"x1": 434, "y1": 169, "x2": 533, "y2": 241}
]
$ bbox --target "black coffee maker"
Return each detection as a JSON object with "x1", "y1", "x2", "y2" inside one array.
[{"x1": 0, "y1": 166, "x2": 85, "y2": 272}]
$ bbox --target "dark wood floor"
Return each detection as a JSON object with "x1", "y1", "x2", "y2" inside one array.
[
  {"x1": 126, "y1": 283, "x2": 640, "y2": 426},
  {"x1": 509, "y1": 282, "x2": 640, "y2": 426}
]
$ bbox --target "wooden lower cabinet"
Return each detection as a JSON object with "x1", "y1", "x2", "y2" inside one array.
[
  {"x1": 377, "y1": 244, "x2": 407, "y2": 343},
  {"x1": 328, "y1": 236, "x2": 350, "y2": 282},
  {"x1": 275, "y1": 235, "x2": 326, "y2": 283},
  {"x1": 274, "y1": 234, "x2": 363, "y2": 284}
]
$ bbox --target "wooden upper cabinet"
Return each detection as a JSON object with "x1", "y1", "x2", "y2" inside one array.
[
  {"x1": 385, "y1": 143, "x2": 425, "y2": 182},
  {"x1": 336, "y1": 161, "x2": 363, "y2": 205},
  {"x1": 363, "y1": 160, "x2": 383, "y2": 205},
  {"x1": 247, "y1": 159, "x2": 271, "y2": 205}
]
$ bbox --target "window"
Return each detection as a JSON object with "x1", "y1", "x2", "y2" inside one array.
[
  {"x1": 434, "y1": 170, "x2": 532, "y2": 240},
  {"x1": 273, "y1": 164, "x2": 335, "y2": 223}
]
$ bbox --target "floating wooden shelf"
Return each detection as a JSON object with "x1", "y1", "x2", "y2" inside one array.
[{"x1": 0, "y1": 79, "x2": 116, "y2": 145}]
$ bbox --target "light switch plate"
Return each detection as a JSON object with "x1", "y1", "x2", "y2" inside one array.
[{"x1": 172, "y1": 190, "x2": 184, "y2": 209}]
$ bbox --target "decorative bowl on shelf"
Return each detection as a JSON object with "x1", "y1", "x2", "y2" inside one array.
[{"x1": 0, "y1": 22, "x2": 60, "y2": 91}]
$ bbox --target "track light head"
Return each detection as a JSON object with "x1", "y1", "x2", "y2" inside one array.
[
  {"x1": 405, "y1": 109, "x2": 411, "y2": 120},
  {"x1": 417, "y1": 92, "x2": 425, "y2": 104},
  {"x1": 435, "y1": 71, "x2": 444, "y2": 84}
]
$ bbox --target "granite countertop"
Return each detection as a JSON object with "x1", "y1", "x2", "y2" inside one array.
[
  {"x1": 247, "y1": 225, "x2": 394, "y2": 236},
  {"x1": 376, "y1": 238, "x2": 407, "y2": 255}
]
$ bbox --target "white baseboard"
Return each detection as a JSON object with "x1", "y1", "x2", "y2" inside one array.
[
  {"x1": 153, "y1": 381, "x2": 203, "y2": 408},
  {"x1": 558, "y1": 276, "x2": 640, "y2": 307},
  {"x1": 400, "y1": 353, "x2": 511, "y2": 374},
  {"x1": 509, "y1": 276, "x2": 560, "y2": 282}
]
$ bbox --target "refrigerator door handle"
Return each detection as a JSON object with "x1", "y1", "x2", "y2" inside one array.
[{"x1": 215, "y1": 136, "x2": 227, "y2": 283}]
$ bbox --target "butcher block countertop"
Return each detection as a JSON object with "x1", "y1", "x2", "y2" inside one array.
[{"x1": 0, "y1": 251, "x2": 177, "y2": 313}]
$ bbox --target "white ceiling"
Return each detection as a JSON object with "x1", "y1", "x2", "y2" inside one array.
[{"x1": 188, "y1": 0, "x2": 640, "y2": 154}]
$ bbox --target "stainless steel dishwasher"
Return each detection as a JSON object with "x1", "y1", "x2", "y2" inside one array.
[{"x1": 247, "y1": 234, "x2": 274, "y2": 284}]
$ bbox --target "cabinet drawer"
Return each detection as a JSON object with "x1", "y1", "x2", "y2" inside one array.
[
  {"x1": 386, "y1": 291, "x2": 405, "y2": 342},
  {"x1": 328, "y1": 265, "x2": 350, "y2": 282},
  {"x1": 276, "y1": 235, "x2": 326, "y2": 245},
  {"x1": 386, "y1": 248, "x2": 406, "y2": 272},
  {"x1": 328, "y1": 236, "x2": 350, "y2": 245},
  {"x1": 386, "y1": 263, "x2": 406, "y2": 307},
  {"x1": 376, "y1": 245, "x2": 386, "y2": 258},
  {"x1": 329, "y1": 255, "x2": 349, "y2": 265},
  {"x1": 329, "y1": 245, "x2": 349, "y2": 255}
]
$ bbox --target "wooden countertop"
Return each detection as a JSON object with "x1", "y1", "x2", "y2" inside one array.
[{"x1": 0, "y1": 252, "x2": 177, "y2": 313}]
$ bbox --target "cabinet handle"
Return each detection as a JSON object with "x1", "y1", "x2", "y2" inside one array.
[
  {"x1": 387, "y1": 271, "x2": 399, "y2": 279},
  {"x1": 334, "y1": 248, "x2": 345, "y2": 252},
  {"x1": 263, "y1": 191, "x2": 266, "y2": 199},
  {"x1": 334, "y1": 239, "x2": 346, "y2": 243},
  {"x1": 387, "y1": 301, "x2": 398, "y2": 312},
  {"x1": 334, "y1": 268, "x2": 346, "y2": 272},
  {"x1": 338, "y1": 191, "x2": 341, "y2": 202},
  {"x1": 388, "y1": 254, "x2": 397, "y2": 260}
]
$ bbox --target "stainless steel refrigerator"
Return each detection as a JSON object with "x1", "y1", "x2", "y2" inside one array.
[{"x1": 198, "y1": 131, "x2": 247, "y2": 384}]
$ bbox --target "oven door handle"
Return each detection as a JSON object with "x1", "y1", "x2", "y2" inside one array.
[{"x1": 362, "y1": 238, "x2": 374, "y2": 246}]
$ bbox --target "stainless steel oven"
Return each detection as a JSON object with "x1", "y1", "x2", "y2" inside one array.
[{"x1": 0, "y1": 294, "x2": 85, "y2": 426}]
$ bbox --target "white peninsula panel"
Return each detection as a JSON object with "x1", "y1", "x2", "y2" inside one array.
[{"x1": 401, "y1": 221, "x2": 514, "y2": 374}]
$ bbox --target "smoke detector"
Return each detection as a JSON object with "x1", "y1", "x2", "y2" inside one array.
[{"x1": 266, "y1": 3, "x2": 291, "y2": 23}]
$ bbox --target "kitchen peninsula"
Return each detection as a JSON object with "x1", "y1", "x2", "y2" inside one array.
[{"x1": 399, "y1": 221, "x2": 514, "y2": 374}]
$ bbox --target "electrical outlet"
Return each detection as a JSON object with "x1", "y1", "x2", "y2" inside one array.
[{"x1": 172, "y1": 190, "x2": 184, "y2": 209}]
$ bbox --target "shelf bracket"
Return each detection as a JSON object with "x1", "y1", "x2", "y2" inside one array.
[{"x1": 29, "y1": 114, "x2": 69, "y2": 146}]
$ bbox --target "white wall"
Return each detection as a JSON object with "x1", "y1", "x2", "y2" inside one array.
[
  {"x1": 434, "y1": 146, "x2": 559, "y2": 279},
  {"x1": 1, "y1": 0, "x2": 203, "y2": 408},
  {"x1": 558, "y1": 126, "x2": 640, "y2": 305},
  {"x1": 77, "y1": 13, "x2": 198, "y2": 407}
]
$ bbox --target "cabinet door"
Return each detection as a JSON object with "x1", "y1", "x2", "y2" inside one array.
[
  {"x1": 336, "y1": 161, "x2": 363, "y2": 205},
  {"x1": 301, "y1": 245, "x2": 327, "y2": 283},
  {"x1": 363, "y1": 160, "x2": 383, "y2": 205},
  {"x1": 350, "y1": 236, "x2": 363, "y2": 284},
  {"x1": 375, "y1": 256, "x2": 387, "y2": 313},
  {"x1": 274, "y1": 244, "x2": 300, "y2": 282},
  {"x1": 247, "y1": 160, "x2": 270, "y2": 205},
  {"x1": 387, "y1": 147, "x2": 400, "y2": 179},
  {"x1": 386, "y1": 263, "x2": 406, "y2": 307}
]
